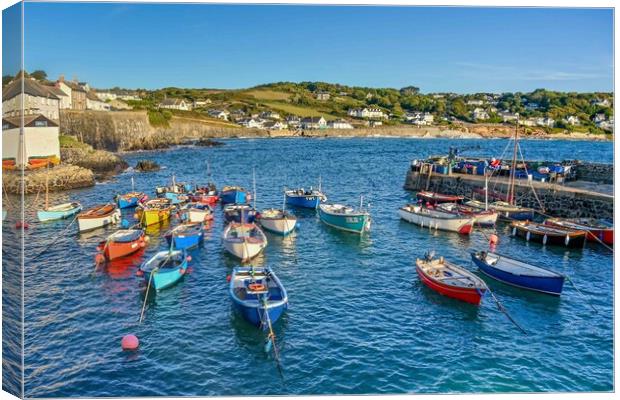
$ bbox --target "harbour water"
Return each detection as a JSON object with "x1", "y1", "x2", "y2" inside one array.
[{"x1": 4, "y1": 138, "x2": 613, "y2": 396}]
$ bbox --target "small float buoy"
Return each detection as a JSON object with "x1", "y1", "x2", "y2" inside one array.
[
  {"x1": 139, "y1": 240, "x2": 146, "y2": 248},
  {"x1": 185, "y1": 267, "x2": 193, "y2": 274},
  {"x1": 94, "y1": 253, "x2": 106, "y2": 264},
  {"x1": 136, "y1": 270, "x2": 144, "y2": 277},
  {"x1": 186, "y1": 255, "x2": 192, "y2": 262},
  {"x1": 489, "y1": 234, "x2": 499, "y2": 245},
  {"x1": 226, "y1": 275, "x2": 231, "y2": 282},
  {"x1": 144, "y1": 236, "x2": 150, "y2": 242},
  {"x1": 15, "y1": 221, "x2": 29, "y2": 229},
  {"x1": 133, "y1": 213, "x2": 139, "y2": 219},
  {"x1": 121, "y1": 334, "x2": 139, "y2": 351}
]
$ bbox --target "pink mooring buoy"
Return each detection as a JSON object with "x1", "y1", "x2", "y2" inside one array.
[
  {"x1": 489, "y1": 234, "x2": 499, "y2": 245},
  {"x1": 121, "y1": 334, "x2": 139, "y2": 351}
]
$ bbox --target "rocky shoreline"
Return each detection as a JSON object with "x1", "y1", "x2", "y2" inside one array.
[{"x1": 3, "y1": 164, "x2": 95, "y2": 195}]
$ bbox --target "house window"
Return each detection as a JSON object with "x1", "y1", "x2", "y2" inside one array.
[
  {"x1": 2, "y1": 124, "x2": 10, "y2": 130},
  {"x1": 34, "y1": 120, "x2": 48, "y2": 127}
]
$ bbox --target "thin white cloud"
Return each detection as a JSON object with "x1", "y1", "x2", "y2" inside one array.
[{"x1": 455, "y1": 61, "x2": 606, "y2": 81}]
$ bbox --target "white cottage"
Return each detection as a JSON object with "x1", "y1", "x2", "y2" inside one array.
[
  {"x1": 2, "y1": 115, "x2": 61, "y2": 167},
  {"x1": 2, "y1": 77, "x2": 60, "y2": 121}
]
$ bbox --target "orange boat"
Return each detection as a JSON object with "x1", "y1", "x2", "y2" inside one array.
[{"x1": 98, "y1": 229, "x2": 148, "y2": 260}]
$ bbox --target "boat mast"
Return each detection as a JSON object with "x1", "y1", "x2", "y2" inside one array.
[
  {"x1": 318, "y1": 175, "x2": 322, "y2": 193},
  {"x1": 252, "y1": 168, "x2": 257, "y2": 209},
  {"x1": 131, "y1": 176, "x2": 135, "y2": 192},
  {"x1": 484, "y1": 166, "x2": 488, "y2": 211},
  {"x1": 359, "y1": 195, "x2": 364, "y2": 211},
  {"x1": 508, "y1": 115, "x2": 519, "y2": 205},
  {"x1": 44, "y1": 163, "x2": 50, "y2": 210}
]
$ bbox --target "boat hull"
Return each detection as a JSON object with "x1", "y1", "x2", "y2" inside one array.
[
  {"x1": 544, "y1": 219, "x2": 613, "y2": 245},
  {"x1": 318, "y1": 207, "x2": 370, "y2": 234},
  {"x1": 223, "y1": 239, "x2": 266, "y2": 261},
  {"x1": 285, "y1": 194, "x2": 322, "y2": 209},
  {"x1": 143, "y1": 265, "x2": 187, "y2": 291},
  {"x1": 166, "y1": 231, "x2": 204, "y2": 250},
  {"x1": 232, "y1": 301, "x2": 287, "y2": 329},
  {"x1": 399, "y1": 208, "x2": 473, "y2": 234},
  {"x1": 138, "y1": 208, "x2": 172, "y2": 226},
  {"x1": 259, "y1": 217, "x2": 297, "y2": 235},
  {"x1": 416, "y1": 265, "x2": 484, "y2": 305},
  {"x1": 77, "y1": 208, "x2": 121, "y2": 232},
  {"x1": 104, "y1": 232, "x2": 147, "y2": 260},
  {"x1": 117, "y1": 193, "x2": 147, "y2": 209},
  {"x1": 471, "y1": 253, "x2": 564, "y2": 296},
  {"x1": 37, "y1": 203, "x2": 82, "y2": 222},
  {"x1": 221, "y1": 190, "x2": 248, "y2": 204},
  {"x1": 511, "y1": 225, "x2": 586, "y2": 248},
  {"x1": 187, "y1": 209, "x2": 213, "y2": 223}
]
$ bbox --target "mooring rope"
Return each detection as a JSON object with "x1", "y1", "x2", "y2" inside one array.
[{"x1": 29, "y1": 214, "x2": 79, "y2": 262}]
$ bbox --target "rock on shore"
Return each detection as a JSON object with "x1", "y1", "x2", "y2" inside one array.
[
  {"x1": 135, "y1": 160, "x2": 161, "y2": 172},
  {"x1": 3, "y1": 164, "x2": 94, "y2": 195}
]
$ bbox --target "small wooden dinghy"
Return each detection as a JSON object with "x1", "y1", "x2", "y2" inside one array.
[
  {"x1": 318, "y1": 203, "x2": 371, "y2": 234},
  {"x1": 510, "y1": 220, "x2": 587, "y2": 248},
  {"x1": 545, "y1": 217, "x2": 613, "y2": 246},
  {"x1": 436, "y1": 203, "x2": 498, "y2": 226},
  {"x1": 399, "y1": 204, "x2": 474, "y2": 234},
  {"x1": 466, "y1": 200, "x2": 534, "y2": 221},
  {"x1": 180, "y1": 202, "x2": 214, "y2": 223},
  {"x1": 285, "y1": 187, "x2": 327, "y2": 209},
  {"x1": 222, "y1": 222, "x2": 268, "y2": 261},
  {"x1": 223, "y1": 204, "x2": 257, "y2": 224},
  {"x1": 471, "y1": 251, "x2": 565, "y2": 295},
  {"x1": 98, "y1": 229, "x2": 147, "y2": 260},
  {"x1": 77, "y1": 204, "x2": 121, "y2": 232},
  {"x1": 139, "y1": 249, "x2": 189, "y2": 291},
  {"x1": 37, "y1": 202, "x2": 82, "y2": 222},
  {"x1": 416, "y1": 191, "x2": 464, "y2": 205},
  {"x1": 416, "y1": 253, "x2": 487, "y2": 305},
  {"x1": 165, "y1": 223, "x2": 204, "y2": 250},
  {"x1": 116, "y1": 191, "x2": 147, "y2": 209},
  {"x1": 136, "y1": 199, "x2": 174, "y2": 226},
  {"x1": 229, "y1": 266, "x2": 288, "y2": 329},
  {"x1": 257, "y1": 208, "x2": 297, "y2": 235},
  {"x1": 221, "y1": 186, "x2": 251, "y2": 204}
]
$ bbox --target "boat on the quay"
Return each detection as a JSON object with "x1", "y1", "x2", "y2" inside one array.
[
  {"x1": 77, "y1": 204, "x2": 121, "y2": 232},
  {"x1": 471, "y1": 251, "x2": 565, "y2": 296},
  {"x1": 136, "y1": 198, "x2": 174, "y2": 226},
  {"x1": 229, "y1": 266, "x2": 288, "y2": 329},
  {"x1": 416, "y1": 253, "x2": 487, "y2": 305},
  {"x1": 510, "y1": 220, "x2": 587, "y2": 248},
  {"x1": 544, "y1": 217, "x2": 613, "y2": 246},
  {"x1": 97, "y1": 229, "x2": 147, "y2": 261},
  {"x1": 318, "y1": 201, "x2": 371, "y2": 234},
  {"x1": 165, "y1": 223, "x2": 204, "y2": 250},
  {"x1": 399, "y1": 204, "x2": 474, "y2": 234},
  {"x1": 223, "y1": 204, "x2": 257, "y2": 224},
  {"x1": 180, "y1": 202, "x2": 214, "y2": 223},
  {"x1": 285, "y1": 186, "x2": 327, "y2": 209},
  {"x1": 416, "y1": 191, "x2": 463, "y2": 205},
  {"x1": 139, "y1": 249, "x2": 189, "y2": 291},
  {"x1": 221, "y1": 186, "x2": 251, "y2": 204},
  {"x1": 436, "y1": 202, "x2": 498, "y2": 226},
  {"x1": 257, "y1": 208, "x2": 297, "y2": 235}
]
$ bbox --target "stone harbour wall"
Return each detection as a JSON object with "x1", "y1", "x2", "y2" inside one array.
[
  {"x1": 574, "y1": 162, "x2": 614, "y2": 185},
  {"x1": 404, "y1": 170, "x2": 613, "y2": 220},
  {"x1": 3, "y1": 164, "x2": 95, "y2": 195}
]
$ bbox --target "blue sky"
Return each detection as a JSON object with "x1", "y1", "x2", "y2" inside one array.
[{"x1": 8, "y1": 3, "x2": 614, "y2": 93}]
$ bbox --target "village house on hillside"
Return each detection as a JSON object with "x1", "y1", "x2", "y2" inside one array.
[
  {"x1": 348, "y1": 107, "x2": 387, "y2": 120},
  {"x1": 315, "y1": 91, "x2": 330, "y2": 101},
  {"x1": 472, "y1": 108, "x2": 490, "y2": 120},
  {"x1": 263, "y1": 121, "x2": 288, "y2": 130},
  {"x1": 159, "y1": 98, "x2": 190, "y2": 111},
  {"x1": 499, "y1": 110, "x2": 518, "y2": 122},
  {"x1": 192, "y1": 99, "x2": 212, "y2": 109},
  {"x1": 535, "y1": 117, "x2": 555, "y2": 127},
  {"x1": 563, "y1": 115, "x2": 580, "y2": 126},
  {"x1": 237, "y1": 118, "x2": 261, "y2": 129},
  {"x1": 45, "y1": 85, "x2": 71, "y2": 109},
  {"x1": 286, "y1": 115, "x2": 301, "y2": 128},
  {"x1": 259, "y1": 111, "x2": 281, "y2": 120},
  {"x1": 591, "y1": 98, "x2": 611, "y2": 108},
  {"x1": 2, "y1": 77, "x2": 60, "y2": 121},
  {"x1": 327, "y1": 119, "x2": 354, "y2": 129},
  {"x1": 300, "y1": 116, "x2": 327, "y2": 130},
  {"x1": 466, "y1": 99, "x2": 484, "y2": 106},
  {"x1": 208, "y1": 109, "x2": 230, "y2": 120},
  {"x1": 56, "y1": 78, "x2": 87, "y2": 110},
  {"x1": 405, "y1": 112, "x2": 434, "y2": 126},
  {"x1": 86, "y1": 91, "x2": 111, "y2": 111}
]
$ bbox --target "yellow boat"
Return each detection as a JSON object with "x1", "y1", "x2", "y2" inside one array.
[{"x1": 136, "y1": 199, "x2": 173, "y2": 226}]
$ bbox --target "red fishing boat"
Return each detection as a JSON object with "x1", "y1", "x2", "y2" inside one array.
[
  {"x1": 415, "y1": 254, "x2": 487, "y2": 305},
  {"x1": 544, "y1": 218, "x2": 613, "y2": 246},
  {"x1": 190, "y1": 185, "x2": 219, "y2": 205},
  {"x1": 97, "y1": 229, "x2": 148, "y2": 260},
  {"x1": 416, "y1": 191, "x2": 464, "y2": 205}
]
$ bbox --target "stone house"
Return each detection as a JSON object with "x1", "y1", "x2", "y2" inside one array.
[
  {"x1": 57, "y1": 78, "x2": 87, "y2": 110},
  {"x1": 2, "y1": 77, "x2": 60, "y2": 121}
]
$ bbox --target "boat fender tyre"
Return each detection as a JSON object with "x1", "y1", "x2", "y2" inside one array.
[
  {"x1": 526, "y1": 231, "x2": 531, "y2": 241},
  {"x1": 512, "y1": 227, "x2": 517, "y2": 236},
  {"x1": 543, "y1": 234, "x2": 548, "y2": 245},
  {"x1": 565, "y1": 235, "x2": 570, "y2": 246}
]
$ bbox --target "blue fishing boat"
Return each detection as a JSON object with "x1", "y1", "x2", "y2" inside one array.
[
  {"x1": 116, "y1": 192, "x2": 147, "y2": 209},
  {"x1": 285, "y1": 187, "x2": 327, "y2": 209},
  {"x1": 471, "y1": 251, "x2": 565, "y2": 296},
  {"x1": 221, "y1": 186, "x2": 250, "y2": 204},
  {"x1": 229, "y1": 266, "x2": 288, "y2": 329},
  {"x1": 164, "y1": 191, "x2": 189, "y2": 205},
  {"x1": 165, "y1": 223, "x2": 204, "y2": 250},
  {"x1": 318, "y1": 200, "x2": 371, "y2": 234},
  {"x1": 223, "y1": 204, "x2": 257, "y2": 224},
  {"x1": 37, "y1": 202, "x2": 83, "y2": 222},
  {"x1": 139, "y1": 249, "x2": 189, "y2": 291}
]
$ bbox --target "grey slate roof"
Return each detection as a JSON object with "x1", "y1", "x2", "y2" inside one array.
[{"x1": 3, "y1": 78, "x2": 60, "y2": 101}]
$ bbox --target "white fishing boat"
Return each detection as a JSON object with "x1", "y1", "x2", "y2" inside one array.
[
  {"x1": 257, "y1": 208, "x2": 297, "y2": 235},
  {"x1": 77, "y1": 204, "x2": 121, "y2": 232},
  {"x1": 222, "y1": 222, "x2": 268, "y2": 261},
  {"x1": 398, "y1": 204, "x2": 474, "y2": 234},
  {"x1": 436, "y1": 203, "x2": 498, "y2": 226}
]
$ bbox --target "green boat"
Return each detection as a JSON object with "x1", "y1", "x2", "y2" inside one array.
[{"x1": 318, "y1": 201, "x2": 371, "y2": 234}]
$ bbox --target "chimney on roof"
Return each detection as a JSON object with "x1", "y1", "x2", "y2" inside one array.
[{"x1": 58, "y1": 75, "x2": 65, "y2": 82}]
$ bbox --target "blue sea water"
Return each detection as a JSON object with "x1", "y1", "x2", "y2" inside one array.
[{"x1": 3, "y1": 138, "x2": 613, "y2": 397}]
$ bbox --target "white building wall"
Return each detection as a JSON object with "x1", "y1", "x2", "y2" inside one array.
[
  {"x1": 2, "y1": 126, "x2": 60, "y2": 166},
  {"x1": 2, "y1": 94, "x2": 59, "y2": 120}
]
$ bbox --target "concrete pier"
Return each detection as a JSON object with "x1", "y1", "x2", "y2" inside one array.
[{"x1": 404, "y1": 168, "x2": 613, "y2": 219}]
